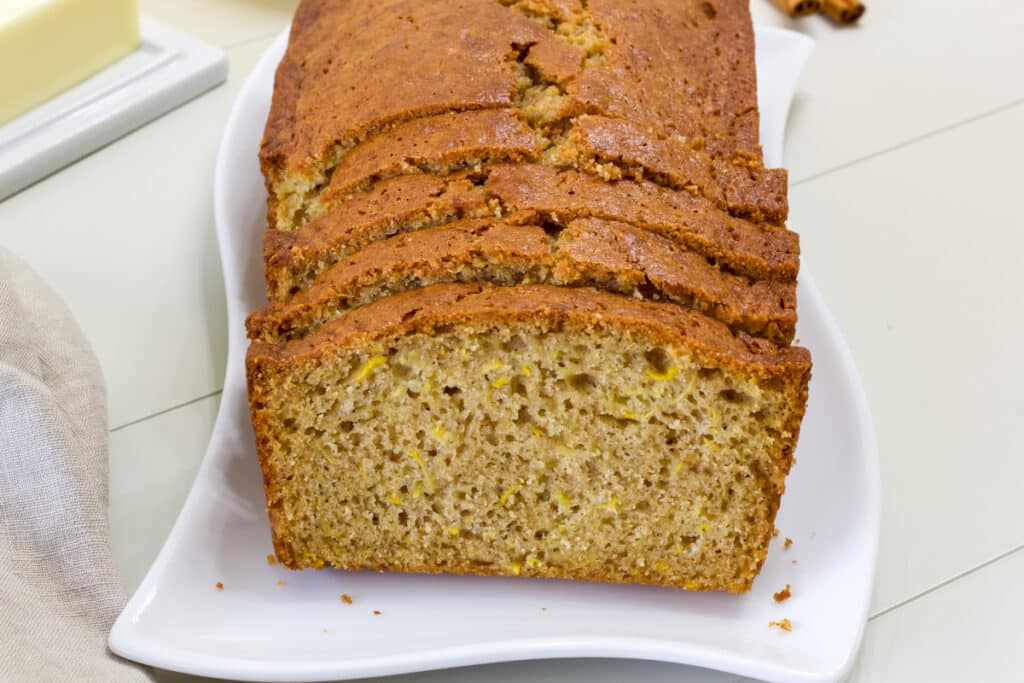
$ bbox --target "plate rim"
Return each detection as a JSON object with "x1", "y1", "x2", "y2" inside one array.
[{"x1": 110, "y1": 25, "x2": 879, "y2": 683}]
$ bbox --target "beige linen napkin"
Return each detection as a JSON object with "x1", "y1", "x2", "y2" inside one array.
[{"x1": 0, "y1": 249, "x2": 151, "y2": 682}]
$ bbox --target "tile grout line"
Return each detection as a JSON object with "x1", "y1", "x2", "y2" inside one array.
[
  {"x1": 109, "y1": 388, "x2": 223, "y2": 433},
  {"x1": 791, "y1": 95, "x2": 1024, "y2": 188},
  {"x1": 223, "y1": 28, "x2": 288, "y2": 52},
  {"x1": 868, "y1": 541, "x2": 1024, "y2": 622}
]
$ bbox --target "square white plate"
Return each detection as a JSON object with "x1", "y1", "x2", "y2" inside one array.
[{"x1": 110, "y1": 25, "x2": 879, "y2": 683}]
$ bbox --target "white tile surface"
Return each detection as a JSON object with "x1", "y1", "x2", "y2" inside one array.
[
  {"x1": 140, "y1": 0, "x2": 297, "y2": 49},
  {"x1": 788, "y1": 101, "x2": 1024, "y2": 615},
  {"x1": 152, "y1": 659, "x2": 742, "y2": 683},
  {"x1": 0, "y1": 39, "x2": 270, "y2": 429},
  {"x1": 340, "y1": 660, "x2": 740, "y2": 683},
  {"x1": 847, "y1": 547, "x2": 1024, "y2": 683},
  {"x1": 749, "y1": 0, "x2": 1024, "y2": 181},
  {"x1": 110, "y1": 393, "x2": 220, "y2": 592}
]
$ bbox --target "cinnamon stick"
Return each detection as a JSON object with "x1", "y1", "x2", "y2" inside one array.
[
  {"x1": 821, "y1": 0, "x2": 865, "y2": 24},
  {"x1": 770, "y1": 0, "x2": 822, "y2": 17}
]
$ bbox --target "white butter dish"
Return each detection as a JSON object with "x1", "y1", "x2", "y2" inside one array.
[{"x1": 0, "y1": 17, "x2": 227, "y2": 201}]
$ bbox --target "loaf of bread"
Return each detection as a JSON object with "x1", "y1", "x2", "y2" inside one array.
[{"x1": 247, "y1": 0, "x2": 811, "y2": 593}]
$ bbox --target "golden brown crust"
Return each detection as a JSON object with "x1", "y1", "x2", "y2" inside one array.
[
  {"x1": 263, "y1": 0, "x2": 765, "y2": 175},
  {"x1": 263, "y1": 172, "x2": 491, "y2": 299},
  {"x1": 554, "y1": 218, "x2": 796, "y2": 341},
  {"x1": 261, "y1": 0, "x2": 778, "y2": 232},
  {"x1": 249, "y1": 217, "x2": 797, "y2": 344},
  {"x1": 716, "y1": 163, "x2": 790, "y2": 225},
  {"x1": 260, "y1": 0, "x2": 559, "y2": 177},
  {"x1": 486, "y1": 164, "x2": 799, "y2": 279},
  {"x1": 246, "y1": 283, "x2": 810, "y2": 377},
  {"x1": 251, "y1": 220, "x2": 551, "y2": 340},
  {"x1": 306, "y1": 110, "x2": 787, "y2": 233},
  {"x1": 521, "y1": 30, "x2": 585, "y2": 83},
  {"x1": 569, "y1": 115, "x2": 788, "y2": 222},
  {"x1": 321, "y1": 110, "x2": 540, "y2": 200},
  {"x1": 569, "y1": 0, "x2": 763, "y2": 162},
  {"x1": 264, "y1": 164, "x2": 799, "y2": 300}
]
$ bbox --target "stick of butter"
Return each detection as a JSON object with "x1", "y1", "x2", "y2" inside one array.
[{"x1": 0, "y1": 0, "x2": 140, "y2": 125}]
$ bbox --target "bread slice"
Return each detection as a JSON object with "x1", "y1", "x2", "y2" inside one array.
[
  {"x1": 248, "y1": 217, "x2": 797, "y2": 345},
  {"x1": 262, "y1": 172, "x2": 491, "y2": 299},
  {"x1": 263, "y1": 165, "x2": 799, "y2": 301},
  {"x1": 565, "y1": 115, "x2": 789, "y2": 223},
  {"x1": 247, "y1": 284, "x2": 810, "y2": 592}
]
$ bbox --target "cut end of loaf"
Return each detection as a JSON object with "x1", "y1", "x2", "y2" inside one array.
[{"x1": 248, "y1": 302, "x2": 809, "y2": 592}]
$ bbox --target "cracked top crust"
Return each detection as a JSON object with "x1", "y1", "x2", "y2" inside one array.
[
  {"x1": 570, "y1": 0, "x2": 763, "y2": 162},
  {"x1": 248, "y1": 216, "x2": 797, "y2": 344},
  {"x1": 260, "y1": 0, "x2": 558, "y2": 177},
  {"x1": 247, "y1": 282, "x2": 810, "y2": 377},
  {"x1": 261, "y1": 0, "x2": 765, "y2": 183},
  {"x1": 256, "y1": 0, "x2": 802, "y2": 349}
]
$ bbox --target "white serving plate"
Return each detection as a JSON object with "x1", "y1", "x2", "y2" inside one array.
[
  {"x1": 111, "y1": 26, "x2": 879, "y2": 683},
  {"x1": 0, "y1": 17, "x2": 227, "y2": 201}
]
